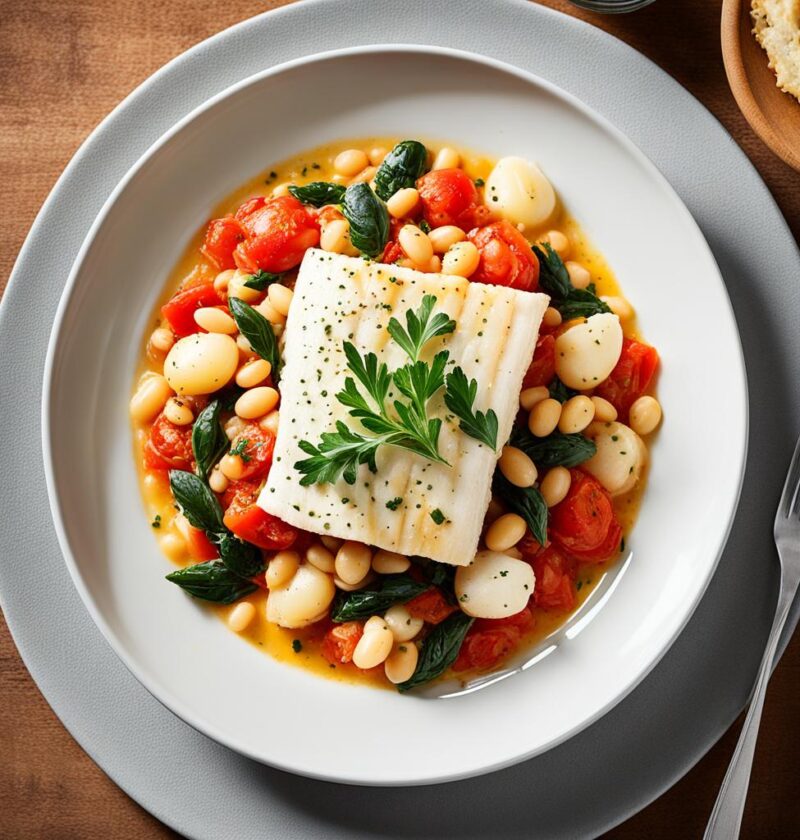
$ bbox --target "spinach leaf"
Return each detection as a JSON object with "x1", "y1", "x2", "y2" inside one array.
[
  {"x1": 558, "y1": 285, "x2": 612, "y2": 321},
  {"x1": 165, "y1": 561, "x2": 258, "y2": 604},
  {"x1": 532, "y1": 242, "x2": 572, "y2": 298},
  {"x1": 424, "y1": 562, "x2": 457, "y2": 604},
  {"x1": 216, "y1": 383, "x2": 245, "y2": 412},
  {"x1": 169, "y1": 470, "x2": 224, "y2": 533},
  {"x1": 331, "y1": 574, "x2": 428, "y2": 622},
  {"x1": 192, "y1": 400, "x2": 228, "y2": 480},
  {"x1": 510, "y1": 428, "x2": 597, "y2": 468},
  {"x1": 288, "y1": 181, "x2": 346, "y2": 207},
  {"x1": 493, "y1": 473, "x2": 548, "y2": 545},
  {"x1": 212, "y1": 532, "x2": 264, "y2": 579},
  {"x1": 548, "y1": 378, "x2": 577, "y2": 404},
  {"x1": 373, "y1": 140, "x2": 428, "y2": 200},
  {"x1": 342, "y1": 183, "x2": 389, "y2": 257},
  {"x1": 244, "y1": 270, "x2": 284, "y2": 291},
  {"x1": 397, "y1": 612, "x2": 474, "y2": 692},
  {"x1": 532, "y1": 243, "x2": 610, "y2": 320},
  {"x1": 229, "y1": 297, "x2": 281, "y2": 382}
]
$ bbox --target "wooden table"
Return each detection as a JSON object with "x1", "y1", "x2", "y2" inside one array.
[{"x1": 1, "y1": 1, "x2": 798, "y2": 836}]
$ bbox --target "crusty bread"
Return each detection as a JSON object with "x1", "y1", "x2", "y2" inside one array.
[{"x1": 752, "y1": 0, "x2": 800, "y2": 101}]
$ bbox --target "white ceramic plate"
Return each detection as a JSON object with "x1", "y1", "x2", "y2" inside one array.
[{"x1": 42, "y1": 45, "x2": 747, "y2": 786}]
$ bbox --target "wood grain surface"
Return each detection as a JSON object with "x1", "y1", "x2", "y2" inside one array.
[{"x1": 1, "y1": 1, "x2": 798, "y2": 837}]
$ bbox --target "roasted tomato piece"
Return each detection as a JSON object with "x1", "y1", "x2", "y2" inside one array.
[
  {"x1": 233, "y1": 195, "x2": 320, "y2": 274},
  {"x1": 228, "y1": 424, "x2": 276, "y2": 481},
  {"x1": 594, "y1": 338, "x2": 660, "y2": 422},
  {"x1": 530, "y1": 546, "x2": 577, "y2": 612},
  {"x1": 223, "y1": 505, "x2": 297, "y2": 551},
  {"x1": 143, "y1": 413, "x2": 194, "y2": 471},
  {"x1": 234, "y1": 196, "x2": 267, "y2": 222},
  {"x1": 522, "y1": 334, "x2": 556, "y2": 389},
  {"x1": 161, "y1": 282, "x2": 223, "y2": 338},
  {"x1": 454, "y1": 607, "x2": 535, "y2": 672},
  {"x1": 550, "y1": 471, "x2": 623, "y2": 563},
  {"x1": 467, "y1": 221, "x2": 539, "y2": 291},
  {"x1": 321, "y1": 621, "x2": 364, "y2": 665},
  {"x1": 185, "y1": 526, "x2": 219, "y2": 561},
  {"x1": 405, "y1": 588, "x2": 458, "y2": 625},
  {"x1": 200, "y1": 217, "x2": 245, "y2": 271},
  {"x1": 416, "y1": 169, "x2": 481, "y2": 229}
]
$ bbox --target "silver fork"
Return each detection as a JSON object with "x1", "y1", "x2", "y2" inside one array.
[{"x1": 704, "y1": 435, "x2": 800, "y2": 840}]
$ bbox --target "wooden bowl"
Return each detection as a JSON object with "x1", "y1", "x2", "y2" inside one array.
[{"x1": 721, "y1": 0, "x2": 800, "y2": 172}]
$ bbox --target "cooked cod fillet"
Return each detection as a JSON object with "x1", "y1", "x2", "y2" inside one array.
[{"x1": 258, "y1": 249, "x2": 548, "y2": 566}]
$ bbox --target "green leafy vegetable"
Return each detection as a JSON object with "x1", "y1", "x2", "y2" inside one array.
[
  {"x1": 532, "y1": 243, "x2": 611, "y2": 320},
  {"x1": 387, "y1": 294, "x2": 455, "y2": 361},
  {"x1": 165, "y1": 561, "x2": 258, "y2": 604},
  {"x1": 230, "y1": 438, "x2": 251, "y2": 462},
  {"x1": 493, "y1": 473, "x2": 548, "y2": 545},
  {"x1": 243, "y1": 270, "x2": 284, "y2": 291},
  {"x1": 397, "y1": 612, "x2": 474, "y2": 692},
  {"x1": 212, "y1": 531, "x2": 263, "y2": 579},
  {"x1": 548, "y1": 378, "x2": 577, "y2": 404},
  {"x1": 444, "y1": 367, "x2": 499, "y2": 449},
  {"x1": 288, "y1": 181, "x2": 346, "y2": 207},
  {"x1": 192, "y1": 400, "x2": 228, "y2": 480},
  {"x1": 296, "y1": 297, "x2": 460, "y2": 486},
  {"x1": 229, "y1": 297, "x2": 281, "y2": 382},
  {"x1": 373, "y1": 140, "x2": 428, "y2": 200},
  {"x1": 169, "y1": 471, "x2": 263, "y2": 579},
  {"x1": 169, "y1": 470, "x2": 224, "y2": 533},
  {"x1": 342, "y1": 182, "x2": 390, "y2": 257},
  {"x1": 331, "y1": 574, "x2": 429, "y2": 622},
  {"x1": 511, "y1": 428, "x2": 597, "y2": 468}
]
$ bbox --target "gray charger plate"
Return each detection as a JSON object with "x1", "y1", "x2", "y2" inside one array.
[{"x1": 1, "y1": 1, "x2": 798, "y2": 837}]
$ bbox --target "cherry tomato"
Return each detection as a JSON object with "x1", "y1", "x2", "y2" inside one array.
[
  {"x1": 467, "y1": 221, "x2": 539, "y2": 291},
  {"x1": 227, "y1": 424, "x2": 276, "y2": 481},
  {"x1": 381, "y1": 240, "x2": 404, "y2": 264},
  {"x1": 223, "y1": 504, "x2": 297, "y2": 551},
  {"x1": 185, "y1": 526, "x2": 219, "y2": 561},
  {"x1": 233, "y1": 195, "x2": 320, "y2": 274},
  {"x1": 321, "y1": 621, "x2": 364, "y2": 665},
  {"x1": 200, "y1": 217, "x2": 245, "y2": 271},
  {"x1": 143, "y1": 413, "x2": 194, "y2": 471},
  {"x1": 594, "y1": 338, "x2": 660, "y2": 422},
  {"x1": 405, "y1": 587, "x2": 458, "y2": 625},
  {"x1": 550, "y1": 471, "x2": 623, "y2": 563},
  {"x1": 522, "y1": 334, "x2": 556, "y2": 389},
  {"x1": 416, "y1": 169, "x2": 483, "y2": 229},
  {"x1": 160, "y1": 282, "x2": 224, "y2": 338},
  {"x1": 530, "y1": 546, "x2": 577, "y2": 612},
  {"x1": 234, "y1": 196, "x2": 267, "y2": 222}
]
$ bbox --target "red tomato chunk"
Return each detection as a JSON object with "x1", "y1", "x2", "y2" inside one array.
[
  {"x1": 200, "y1": 217, "x2": 245, "y2": 271},
  {"x1": 594, "y1": 338, "x2": 659, "y2": 422},
  {"x1": 405, "y1": 588, "x2": 458, "y2": 625},
  {"x1": 322, "y1": 622, "x2": 364, "y2": 665},
  {"x1": 222, "y1": 478, "x2": 297, "y2": 551},
  {"x1": 161, "y1": 283, "x2": 223, "y2": 338},
  {"x1": 550, "y1": 470, "x2": 622, "y2": 564},
  {"x1": 143, "y1": 413, "x2": 194, "y2": 471},
  {"x1": 522, "y1": 334, "x2": 556, "y2": 389},
  {"x1": 416, "y1": 169, "x2": 491, "y2": 230},
  {"x1": 467, "y1": 221, "x2": 540, "y2": 291},
  {"x1": 453, "y1": 608, "x2": 534, "y2": 672}
]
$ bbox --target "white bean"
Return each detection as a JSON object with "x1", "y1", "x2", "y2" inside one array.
[
  {"x1": 334, "y1": 149, "x2": 369, "y2": 177},
  {"x1": 227, "y1": 270, "x2": 261, "y2": 304},
  {"x1": 163, "y1": 397, "x2": 193, "y2": 426},
  {"x1": 519, "y1": 386, "x2": 550, "y2": 411},
  {"x1": 558, "y1": 395, "x2": 595, "y2": 434},
  {"x1": 149, "y1": 327, "x2": 175, "y2": 353},
  {"x1": 554, "y1": 313, "x2": 623, "y2": 391},
  {"x1": 540, "y1": 466, "x2": 571, "y2": 507},
  {"x1": 398, "y1": 224, "x2": 433, "y2": 265},
  {"x1": 485, "y1": 156, "x2": 556, "y2": 229},
  {"x1": 582, "y1": 421, "x2": 647, "y2": 496},
  {"x1": 591, "y1": 396, "x2": 618, "y2": 423},
  {"x1": 352, "y1": 617, "x2": 394, "y2": 669},
  {"x1": 268, "y1": 283, "x2": 294, "y2": 317},
  {"x1": 386, "y1": 188, "x2": 420, "y2": 218},
  {"x1": 546, "y1": 230, "x2": 570, "y2": 257},
  {"x1": 306, "y1": 544, "x2": 336, "y2": 574},
  {"x1": 228, "y1": 601, "x2": 256, "y2": 633},
  {"x1": 266, "y1": 564, "x2": 335, "y2": 628},
  {"x1": 428, "y1": 225, "x2": 465, "y2": 253},
  {"x1": 385, "y1": 643, "x2": 419, "y2": 684},
  {"x1": 384, "y1": 604, "x2": 423, "y2": 642},
  {"x1": 235, "y1": 386, "x2": 279, "y2": 419},
  {"x1": 194, "y1": 307, "x2": 237, "y2": 334},
  {"x1": 498, "y1": 446, "x2": 537, "y2": 488},
  {"x1": 371, "y1": 550, "x2": 410, "y2": 575},
  {"x1": 484, "y1": 513, "x2": 527, "y2": 552},
  {"x1": 442, "y1": 241, "x2": 480, "y2": 277},
  {"x1": 335, "y1": 541, "x2": 372, "y2": 585},
  {"x1": 432, "y1": 147, "x2": 460, "y2": 170},
  {"x1": 164, "y1": 333, "x2": 238, "y2": 396},
  {"x1": 528, "y1": 398, "x2": 561, "y2": 437},
  {"x1": 455, "y1": 551, "x2": 535, "y2": 619},
  {"x1": 129, "y1": 374, "x2": 172, "y2": 422},
  {"x1": 267, "y1": 550, "x2": 300, "y2": 589},
  {"x1": 629, "y1": 396, "x2": 662, "y2": 436},
  {"x1": 236, "y1": 359, "x2": 271, "y2": 389}
]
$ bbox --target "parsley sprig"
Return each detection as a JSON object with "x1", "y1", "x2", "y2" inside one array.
[{"x1": 295, "y1": 295, "x2": 498, "y2": 486}]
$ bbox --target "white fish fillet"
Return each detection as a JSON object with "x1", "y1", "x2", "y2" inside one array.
[{"x1": 258, "y1": 249, "x2": 548, "y2": 566}]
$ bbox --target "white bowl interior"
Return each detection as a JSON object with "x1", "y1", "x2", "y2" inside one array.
[{"x1": 43, "y1": 47, "x2": 747, "y2": 785}]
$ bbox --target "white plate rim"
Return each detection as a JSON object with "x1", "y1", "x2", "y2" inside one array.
[{"x1": 39, "y1": 41, "x2": 749, "y2": 786}]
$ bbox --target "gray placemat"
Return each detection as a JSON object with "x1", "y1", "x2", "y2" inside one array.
[{"x1": 1, "y1": 1, "x2": 798, "y2": 837}]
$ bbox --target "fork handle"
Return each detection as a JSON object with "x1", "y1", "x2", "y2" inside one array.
[{"x1": 704, "y1": 588, "x2": 794, "y2": 840}]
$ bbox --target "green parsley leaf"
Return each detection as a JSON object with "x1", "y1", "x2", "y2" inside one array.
[
  {"x1": 230, "y1": 438, "x2": 251, "y2": 462},
  {"x1": 443, "y1": 366, "x2": 499, "y2": 449},
  {"x1": 387, "y1": 294, "x2": 455, "y2": 362}
]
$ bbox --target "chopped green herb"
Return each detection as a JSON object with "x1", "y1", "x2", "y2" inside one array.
[
  {"x1": 291, "y1": 639, "x2": 303, "y2": 653},
  {"x1": 386, "y1": 497, "x2": 403, "y2": 511},
  {"x1": 430, "y1": 508, "x2": 446, "y2": 525},
  {"x1": 151, "y1": 515, "x2": 162, "y2": 529},
  {"x1": 230, "y1": 438, "x2": 252, "y2": 462}
]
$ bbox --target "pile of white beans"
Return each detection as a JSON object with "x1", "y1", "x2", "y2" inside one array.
[{"x1": 132, "y1": 141, "x2": 663, "y2": 682}]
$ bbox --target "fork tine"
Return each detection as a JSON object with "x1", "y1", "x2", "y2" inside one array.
[{"x1": 778, "y1": 435, "x2": 800, "y2": 520}]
